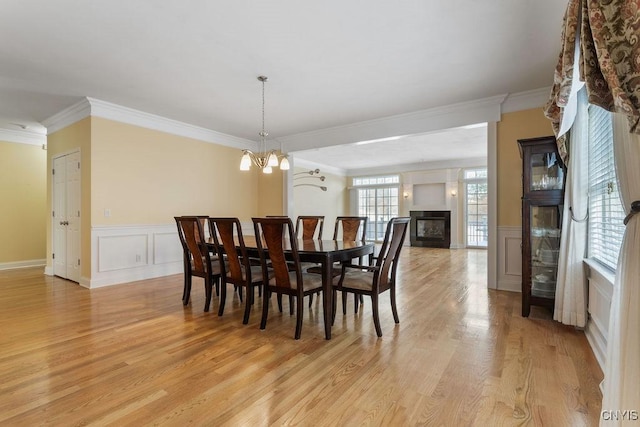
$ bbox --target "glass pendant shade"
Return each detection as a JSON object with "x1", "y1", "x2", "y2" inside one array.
[
  {"x1": 267, "y1": 152, "x2": 278, "y2": 167},
  {"x1": 280, "y1": 156, "x2": 290, "y2": 170},
  {"x1": 263, "y1": 166, "x2": 273, "y2": 174},
  {"x1": 240, "y1": 153, "x2": 252, "y2": 170}
]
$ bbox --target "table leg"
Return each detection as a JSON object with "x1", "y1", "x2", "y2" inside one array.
[{"x1": 322, "y1": 256, "x2": 332, "y2": 340}]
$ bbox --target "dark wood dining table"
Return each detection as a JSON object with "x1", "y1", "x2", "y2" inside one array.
[{"x1": 208, "y1": 236, "x2": 375, "y2": 339}]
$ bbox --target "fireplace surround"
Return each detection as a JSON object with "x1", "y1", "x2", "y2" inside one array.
[{"x1": 410, "y1": 210, "x2": 451, "y2": 248}]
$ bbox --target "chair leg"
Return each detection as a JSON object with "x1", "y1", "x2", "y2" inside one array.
[
  {"x1": 237, "y1": 286, "x2": 243, "y2": 302},
  {"x1": 260, "y1": 289, "x2": 270, "y2": 330},
  {"x1": 332, "y1": 289, "x2": 338, "y2": 325},
  {"x1": 277, "y1": 293, "x2": 283, "y2": 312},
  {"x1": 204, "y1": 277, "x2": 212, "y2": 312},
  {"x1": 308, "y1": 292, "x2": 313, "y2": 307},
  {"x1": 294, "y1": 295, "x2": 304, "y2": 340},
  {"x1": 217, "y1": 280, "x2": 227, "y2": 316},
  {"x1": 354, "y1": 294, "x2": 364, "y2": 313},
  {"x1": 342, "y1": 291, "x2": 348, "y2": 315},
  {"x1": 242, "y1": 285, "x2": 252, "y2": 325},
  {"x1": 215, "y1": 279, "x2": 220, "y2": 297},
  {"x1": 183, "y1": 274, "x2": 192, "y2": 306},
  {"x1": 390, "y1": 284, "x2": 400, "y2": 324},
  {"x1": 289, "y1": 295, "x2": 295, "y2": 315},
  {"x1": 371, "y1": 294, "x2": 382, "y2": 337}
]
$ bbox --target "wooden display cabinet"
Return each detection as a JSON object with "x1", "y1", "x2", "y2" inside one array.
[{"x1": 518, "y1": 136, "x2": 566, "y2": 317}]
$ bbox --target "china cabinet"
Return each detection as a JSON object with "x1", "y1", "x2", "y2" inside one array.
[{"x1": 518, "y1": 136, "x2": 566, "y2": 317}]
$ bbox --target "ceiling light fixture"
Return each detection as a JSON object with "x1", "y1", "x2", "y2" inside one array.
[{"x1": 240, "y1": 76, "x2": 289, "y2": 174}]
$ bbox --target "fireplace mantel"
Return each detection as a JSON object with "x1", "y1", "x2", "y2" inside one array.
[{"x1": 410, "y1": 210, "x2": 451, "y2": 249}]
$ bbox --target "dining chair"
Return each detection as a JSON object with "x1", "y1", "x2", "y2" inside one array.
[
  {"x1": 252, "y1": 217, "x2": 328, "y2": 339},
  {"x1": 174, "y1": 216, "x2": 221, "y2": 312},
  {"x1": 332, "y1": 217, "x2": 410, "y2": 337},
  {"x1": 175, "y1": 215, "x2": 210, "y2": 303},
  {"x1": 309, "y1": 216, "x2": 369, "y2": 311},
  {"x1": 208, "y1": 217, "x2": 267, "y2": 324}
]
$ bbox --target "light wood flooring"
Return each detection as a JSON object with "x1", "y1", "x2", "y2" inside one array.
[{"x1": 0, "y1": 247, "x2": 603, "y2": 426}]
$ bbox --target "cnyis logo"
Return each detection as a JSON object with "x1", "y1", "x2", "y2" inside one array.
[{"x1": 601, "y1": 410, "x2": 639, "y2": 421}]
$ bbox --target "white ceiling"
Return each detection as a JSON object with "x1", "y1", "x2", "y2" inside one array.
[{"x1": 0, "y1": 1, "x2": 566, "y2": 170}]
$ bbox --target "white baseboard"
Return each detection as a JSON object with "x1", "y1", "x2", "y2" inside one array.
[
  {"x1": 585, "y1": 316, "x2": 607, "y2": 372},
  {"x1": 0, "y1": 259, "x2": 46, "y2": 271},
  {"x1": 44, "y1": 266, "x2": 54, "y2": 276}
]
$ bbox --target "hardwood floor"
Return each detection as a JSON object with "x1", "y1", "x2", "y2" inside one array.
[{"x1": 0, "y1": 248, "x2": 603, "y2": 426}]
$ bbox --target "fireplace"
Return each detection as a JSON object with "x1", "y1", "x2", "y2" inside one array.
[{"x1": 410, "y1": 211, "x2": 451, "y2": 248}]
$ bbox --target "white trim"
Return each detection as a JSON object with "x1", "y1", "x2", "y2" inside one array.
[
  {"x1": 487, "y1": 122, "x2": 499, "y2": 290},
  {"x1": 279, "y1": 94, "x2": 507, "y2": 152},
  {"x1": 42, "y1": 98, "x2": 92, "y2": 134},
  {"x1": 0, "y1": 259, "x2": 46, "y2": 271},
  {"x1": 0, "y1": 128, "x2": 47, "y2": 145},
  {"x1": 42, "y1": 97, "x2": 257, "y2": 151},
  {"x1": 501, "y1": 87, "x2": 551, "y2": 113}
]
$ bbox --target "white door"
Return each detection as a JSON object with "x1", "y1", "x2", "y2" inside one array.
[{"x1": 53, "y1": 152, "x2": 81, "y2": 282}]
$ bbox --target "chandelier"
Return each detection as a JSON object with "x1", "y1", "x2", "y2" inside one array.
[{"x1": 240, "y1": 76, "x2": 289, "y2": 173}]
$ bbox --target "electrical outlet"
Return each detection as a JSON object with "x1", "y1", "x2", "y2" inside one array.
[
  {"x1": 104, "y1": 208, "x2": 111, "y2": 218},
  {"x1": 135, "y1": 254, "x2": 141, "y2": 262}
]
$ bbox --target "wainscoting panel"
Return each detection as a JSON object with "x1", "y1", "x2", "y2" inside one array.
[
  {"x1": 497, "y1": 226, "x2": 522, "y2": 292},
  {"x1": 98, "y1": 234, "x2": 148, "y2": 272},
  {"x1": 91, "y1": 224, "x2": 183, "y2": 288},
  {"x1": 585, "y1": 260, "x2": 614, "y2": 371},
  {"x1": 153, "y1": 232, "x2": 183, "y2": 265}
]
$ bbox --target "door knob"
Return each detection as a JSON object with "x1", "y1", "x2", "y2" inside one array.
[{"x1": 60, "y1": 221, "x2": 64, "y2": 225}]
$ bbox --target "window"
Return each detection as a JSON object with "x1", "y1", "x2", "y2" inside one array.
[
  {"x1": 354, "y1": 175, "x2": 399, "y2": 241},
  {"x1": 464, "y1": 168, "x2": 488, "y2": 247},
  {"x1": 587, "y1": 105, "x2": 625, "y2": 271}
]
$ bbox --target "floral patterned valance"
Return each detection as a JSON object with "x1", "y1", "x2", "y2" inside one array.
[{"x1": 544, "y1": 0, "x2": 640, "y2": 162}]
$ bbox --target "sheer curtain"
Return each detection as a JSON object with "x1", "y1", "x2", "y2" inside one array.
[
  {"x1": 554, "y1": 89, "x2": 588, "y2": 327},
  {"x1": 600, "y1": 113, "x2": 640, "y2": 425}
]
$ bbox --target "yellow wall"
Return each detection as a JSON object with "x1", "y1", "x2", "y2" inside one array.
[
  {"x1": 46, "y1": 118, "x2": 92, "y2": 276},
  {"x1": 90, "y1": 117, "x2": 259, "y2": 224},
  {"x1": 257, "y1": 166, "x2": 284, "y2": 216},
  {"x1": 497, "y1": 108, "x2": 554, "y2": 227},
  {"x1": 0, "y1": 141, "x2": 47, "y2": 263}
]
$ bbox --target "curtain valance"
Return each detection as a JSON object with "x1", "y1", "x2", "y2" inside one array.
[{"x1": 544, "y1": 0, "x2": 640, "y2": 162}]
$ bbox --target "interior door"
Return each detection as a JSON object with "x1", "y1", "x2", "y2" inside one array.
[{"x1": 53, "y1": 152, "x2": 81, "y2": 282}]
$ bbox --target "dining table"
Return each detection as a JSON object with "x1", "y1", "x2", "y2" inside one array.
[{"x1": 208, "y1": 236, "x2": 375, "y2": 340}]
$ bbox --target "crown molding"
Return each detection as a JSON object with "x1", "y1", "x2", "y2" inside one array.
[
  {"x1": 42, "y1": 97, "x2": 257, "y2": 150},
  {"x1": 279, "y1": 94, "x2": 507, "y2": 152},
  {"x1": 0, "y1": 128, "x2": 46, "y2": 146},
  {"x1": 41, "y1": 97, "x2": 92, "y2": 134},
  {"x1": 502, "y1": 87, "x2": 551, "y2": 113}
]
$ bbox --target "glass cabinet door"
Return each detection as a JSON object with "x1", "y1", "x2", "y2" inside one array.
[
  {"x1": 530, "y1": 205, "x2": 562, "y2": 299},
  {"x1": 529, "y1": 152, "x2": 564, "y2": 192}
]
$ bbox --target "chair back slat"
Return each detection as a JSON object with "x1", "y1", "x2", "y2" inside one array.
[
  {"x1": 209, "y1": 218, "x2": 248, "y2": 281},
  {"x1": 253, "y1": 217, "x2": 300, "y2": 289},
  {"x1": 375, "y1": 218, "x2": 410, "y2": 288},
  {"x1": 333, "y1": 216, "x2": 367, "y2": 241},
  {"x1": 175, "y1": 217, "x2": 208, "y2": 274},
  {"x1": 296, "y1": 216, "x2": 324, "y2": 240}
]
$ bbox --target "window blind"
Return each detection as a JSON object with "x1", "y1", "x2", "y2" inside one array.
[{"x1": 587, "y1": 105, "x2": 625, "y2": 271}]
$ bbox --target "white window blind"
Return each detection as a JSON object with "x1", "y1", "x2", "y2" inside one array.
[{"x1": 587, "y1": 105, "x2": 625, "y2": 271}]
